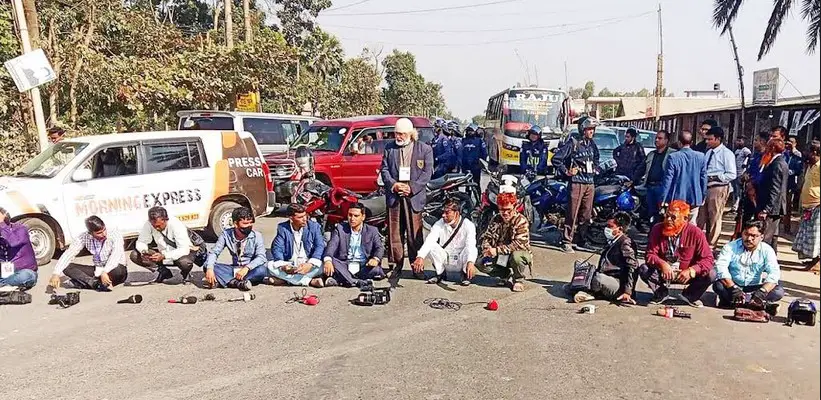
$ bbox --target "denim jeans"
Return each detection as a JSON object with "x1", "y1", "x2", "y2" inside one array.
[
  {"x1": 212, "y1": 263, "x2": 267, "y2": 288},
  {"x1": 0, "y1": 269, "x2": 38, "y2": 289}
]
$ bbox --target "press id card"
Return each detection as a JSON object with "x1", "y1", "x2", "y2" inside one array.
[
  {"x1": 448, "y1": 253, "x2": 460, "y2": 265},
  {"x1": 348, "y1": 262, "x2": 361, "y2": 275},
  {"x1": 1, "y1": 262, "x2": 14, "y2": 279},
  {"x1": 399, "y1": 166, "x2": 411, "y2": 181},
  {"x1": 584, "y1": 160, "x2": 594, "y2": 173},
  {"x1": 496, "y1": 254, "x2": 510, "y2": 267}
]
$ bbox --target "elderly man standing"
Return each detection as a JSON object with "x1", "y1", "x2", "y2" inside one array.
[
  {"x1": 381, "y1": 118, "x2": 434, "y2": 280},
  {"x1": 481, "y1": 192, "x2": 532, "y2": 292},
  {"x1": 697, "y1": 126, "x2": 736, "y2": 247}
]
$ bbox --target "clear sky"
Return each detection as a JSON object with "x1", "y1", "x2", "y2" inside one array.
[{"x1": 316, "y1": 0, "x2": 821, "y2": 119}]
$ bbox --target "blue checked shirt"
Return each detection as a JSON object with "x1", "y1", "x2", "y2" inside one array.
[
  {"x1": 205, "y1": 228, "x2": 267, "y2": 271},
  {"x1": 714, "y1": 239, "x2": 781, "y2": 287}
]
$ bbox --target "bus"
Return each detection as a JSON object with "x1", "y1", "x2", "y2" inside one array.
[{"x1": 484, "y1": 87, "x2": 570, "y2": 172}]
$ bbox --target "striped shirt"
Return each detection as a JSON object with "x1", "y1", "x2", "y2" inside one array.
[{"x1": 53, "y1": 230, "x2": 126, "y2": 277}]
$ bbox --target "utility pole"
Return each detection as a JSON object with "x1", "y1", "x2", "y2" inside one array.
[
  {"x1": 225, "y1": 0, "x2": 234, "y2": 48},
  {"x1": 728, "y1": 26, "x2": 745, "y2": 141},
  {"x1": 654, "y1": 3, "x2": 663, "y2": 127},
  {"x1": 514, "y1": 48, "x2": 530, "y2": 86},
  {"x1": 564, "y1": 61, "x2": 569, "y2": 93},
  {"x1": 11, "y1": 0, "x2": 48, "y2": 151}
]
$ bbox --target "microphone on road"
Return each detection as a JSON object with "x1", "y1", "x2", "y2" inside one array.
[
  {"x1": 168, "y1": 296, "x2": 198, "y2": 304},
  {"x1": 202, "y1": 293, "x2": 217, "y2": 301},
  {"x1": 227, "y1": 293, "x2": 256, "y2": 302},
  {"x1": 117, "y1": 294, "x2": 143, "y2": 304}
]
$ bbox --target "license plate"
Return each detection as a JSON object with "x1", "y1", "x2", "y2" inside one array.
[{"x1": 501, "y1": 148, "x2": 518, "y2": 162}]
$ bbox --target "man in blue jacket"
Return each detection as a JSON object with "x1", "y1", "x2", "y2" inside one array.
[
  {"x1": 613, "y1": 127, "x2": 647, "y2": 184},
  {"x1": 266, "y1": 204, "x2": 326, "y2": 287},
  {"x1": 520, "y1": 125, "x2": 548, "y2": 179},
  {"x1": 322, "y1": 203, "x2": 385, "y2": 287},
  {"x1": 381, "y1": 118, "x2": 434, "y2": 280},
  {"x1": 660, "y1": 131, "x2": 707, "y2": 223},
  {"x1": 203, "y1": 207, "x2": 267, "y2": 291},
  {"x1": 460, "y1": 123, "x2": 488, "y2": 184},
  {"x1": 552, "y1": 117, "x2": 600, "y2": 253}
]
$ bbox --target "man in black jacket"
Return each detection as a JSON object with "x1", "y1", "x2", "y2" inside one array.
[
  {"x1": 756, "y1": 137, "x2": 789, "y2": 253},
  {"x1": 572, "y1": 212, "x2": 638, "y2": 304},
  {"x1": 613, "y1": 127, "x2": 647, "y2": 184}
]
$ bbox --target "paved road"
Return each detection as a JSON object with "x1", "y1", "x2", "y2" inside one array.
[{"x1": 1, "y1": 215, "x2": 819, "y2": 400}]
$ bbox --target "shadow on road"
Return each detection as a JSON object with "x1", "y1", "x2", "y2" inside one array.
[
  {"x1": 782, "y1": 280, "x2": 821, "y2": 301},
  {"x1": 527, "y1": 278, "x2": 571, "y2": 301}
]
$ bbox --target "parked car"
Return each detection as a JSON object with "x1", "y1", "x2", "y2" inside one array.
[
  {"x1": 566, "y1": 126, "x2": 621, "y2": 164},
  {"x1": 176, "y1": 110, "x2": 319, "y2": 155},
  {"x1": 610, "y1": 126, "x2": 657, "y2": 155},
  {"x1": 265, "y1": 115, "x2": 435, "y2": 203},
  {"x1": 0, "y1": 130, "x2": 275, "y2": 265}
]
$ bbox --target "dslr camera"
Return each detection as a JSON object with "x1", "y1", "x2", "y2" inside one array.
[{"x1": 49, "y1": 291, "x2": 80, "y2": 308}]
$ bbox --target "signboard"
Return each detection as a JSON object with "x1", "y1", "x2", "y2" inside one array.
[
  {"x1": 235, "y1": 92, "x2": 259, "y2": 112},
  {"x1": 3, "y1": 49, "x2": 57, "y2": 92},
  {"x1": 752, "y1": 68, "x2": 779, "y2": 105}
]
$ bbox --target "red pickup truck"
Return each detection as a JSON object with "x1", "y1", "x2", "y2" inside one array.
[{"x1": 266, "y1": 115, "x2": 434, "y2": 202}]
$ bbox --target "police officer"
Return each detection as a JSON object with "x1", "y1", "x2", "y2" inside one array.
[
  {"x1": 519, "y1": 125, "x2": 548, "y2": 179},
  {"x1": 432, "y1": 118, "x2": 457, "y2": 179},
  {"x1": 459, "y1": 123, "x2": 488, "y2": 184},
  {"x1": 447, "y1": 120, "x2": 463, "y2": 170},
  {"x1": 552, "y1": 116, "x2": 600, "y2": 253}
]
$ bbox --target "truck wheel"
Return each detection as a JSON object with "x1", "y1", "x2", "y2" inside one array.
[
  {"x1": 208, "y1": 201, "x2": 242, "y2": 238},
  {"x1": 20, "y1": 218, "x2": 56, "y2": 266}
]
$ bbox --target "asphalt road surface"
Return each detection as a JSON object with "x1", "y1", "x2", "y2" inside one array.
[{"x1": 1, "y1": 215, "x2": 819, "y2": 400}]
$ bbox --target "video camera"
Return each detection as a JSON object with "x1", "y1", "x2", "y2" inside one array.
[
  {"x1": 49, "y1": 291, "x2": 80, "y2": 308},
  {"x1": 353, "y1": 284, "x2": 391, "y2": 306}
]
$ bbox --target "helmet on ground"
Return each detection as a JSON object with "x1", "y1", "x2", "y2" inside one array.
[{"x1": 577, "y1": 116, "x2": 599, "y2": 134}]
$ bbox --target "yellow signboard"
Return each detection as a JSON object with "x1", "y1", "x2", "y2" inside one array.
[
  {"x1": 500, "y1": 148, "x2": 519, "y2": 163},
  {"x1": 236, "y1": 92, "x2": 259, "y2": 112}
]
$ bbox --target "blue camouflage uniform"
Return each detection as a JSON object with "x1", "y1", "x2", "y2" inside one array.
[
  {"x1": 519, "y1": 139, "x2": 549, "y2": 177},
  {"x1": 460, "y1": 134, "x2": 487, "y2": 184}
]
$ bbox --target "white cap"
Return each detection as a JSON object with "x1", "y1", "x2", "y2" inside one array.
[
  {"x1": 395, "y1": 118, "x2": 414, "y2": 134},
  {"x1": 499, "y1": 184, "x2": 516, "y2": 194}
]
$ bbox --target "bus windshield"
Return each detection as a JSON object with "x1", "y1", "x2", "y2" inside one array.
[{"x1": 506, "y1": 89, "x2": 565, "y2": 132}]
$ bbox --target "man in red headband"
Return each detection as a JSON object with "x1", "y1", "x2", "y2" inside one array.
[
  {"x1": 636, "y1": 200, "x2": 714, "y2": 307},
  {"x1": 480, "y1": 192, "x2": 531, "y2": 292}
]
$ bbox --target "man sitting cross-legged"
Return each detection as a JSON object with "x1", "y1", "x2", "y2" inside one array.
[
  {"x1": 322, "y1": 203, "x2": 385, "y2": 287},
  {"x1": 636, "y1": 200, "x2": 714, "y2": 308},
  {"x1": 203, "y1": 207, "x2": 267, "y2": 291},
  {"x1": 712, "y1": 220, "x2": 784, "y2": 315},
  {"x1": 49, "y1": 216, "x2": 128, "y2": 292},
  {"x1": 265, "y1": 204, "x2": 325, "y2": 287},
  {"x1": 480, "y1": 191, "x2": 532, "y2": 292},
  {"x1": 413, "y1": 198, "x2": 478, "y2": 286},
  {"x1": 572, "y1": 211, "x2": 638, "y2": 304}
]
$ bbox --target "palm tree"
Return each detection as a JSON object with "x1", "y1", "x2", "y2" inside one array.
[{"x1": 713, "y1": 0, "x2": 820, "y2": 60}]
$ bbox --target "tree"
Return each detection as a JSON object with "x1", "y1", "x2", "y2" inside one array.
[
  {"x1": 713, "y1": 0, "x2": 820, "y2": 60},
  {"x1": 472, "y1": 114, "x2": 488, "y2": 126},
  {"x1": 582, "y1": 81, "x2": 595, "y2": 99},
  {"x1": 567, "y1": 87, "x2": 583, "y2": 99},
  {"x1": 381, "y1": 50, "x2": 425, "y2": 114},
  {"x1": 323, "y1": 57, "x2": 382, "y2": 118},
  {"x1": 275, "y1": 0, "x2": 331, "y2": 47}
]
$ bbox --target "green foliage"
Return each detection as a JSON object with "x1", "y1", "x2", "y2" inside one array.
[
  {"x1": 381, "y1": 50, "x2": 446, "y2": 117},
  {"x1": 275, "y1": 0, "x2": 332, "y2": 47}
]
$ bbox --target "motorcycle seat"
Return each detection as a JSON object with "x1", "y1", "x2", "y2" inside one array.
[
  {"x1": 360, "y1": 196, "x2": 387, "y2": 217},
  {"x1": 595, "y1": 185, "x2": 623, "y2": 198},
  {"x1": 426, "y1": 173, "x2": 467, "y2": 190}
]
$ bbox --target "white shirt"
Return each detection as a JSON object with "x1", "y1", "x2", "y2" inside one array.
[
  {"x1": 135, "y1": 216, "x2": 192, "y2": 261},
  {"x1": 418, "y1": 217, "x2": 478, "y2": 261}
]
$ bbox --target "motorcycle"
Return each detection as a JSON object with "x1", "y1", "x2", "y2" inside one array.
[{"x1": 477, "y1": 160, "x2": 534, "y2": 235}]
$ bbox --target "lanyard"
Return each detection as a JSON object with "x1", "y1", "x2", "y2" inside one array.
[
  {"x1": 666, "y1": 236, "x2": 680, "y2": 261},
  {"x1": 90, "y1": 237, "x2": 107, "y2": 265}
]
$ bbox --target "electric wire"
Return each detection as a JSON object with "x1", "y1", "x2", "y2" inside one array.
[{"x1": 321, "y1": 0, "x2": 524, "y2": 17}]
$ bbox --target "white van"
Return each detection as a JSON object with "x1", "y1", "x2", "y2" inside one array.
[
  {"x1": 0, "y1": 130, "x2": 275, "y2": 265},
  {"x1": 176, "y1": 111, "x2": 319, "y2": 155}
]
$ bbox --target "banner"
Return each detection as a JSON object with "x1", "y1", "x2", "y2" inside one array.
[{"x1": 752, "y1": 68, "x2": 779, "y2": 105}]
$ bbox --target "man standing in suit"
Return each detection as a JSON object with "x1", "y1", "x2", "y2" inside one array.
[
  {"x1": 322, "y1": 203, "x2": 385, "y2": 287},
  {"x1": 266, "y1": 204, "x2": 326, "y2": 287},
  {"x1": 380, "y1": 118, "x2": 434, "y2": 280},
  {"x1": 756, "y1": 137, "x2": 789, "y2": 253},
  {"x1": 660, "y1": 131, "x2": 707, "y2": 223}
]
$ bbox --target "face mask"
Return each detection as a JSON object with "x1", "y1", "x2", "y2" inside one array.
[
  {"x1": 238, "y1": 226, "x2": 253, "y2": 236},
  {"x1": 604, "y1": 227, "x2": 616, "y2": 241}
]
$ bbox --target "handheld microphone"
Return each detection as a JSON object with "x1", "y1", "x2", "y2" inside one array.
[
  {"x1": 227, "y1": 293, "x2": 256, "y2": 302},
  {"x1": 168, "y1": 296, "x2": 198, "y2": 304},
  {"x1": 117, "y1": 294, "x2": 143, "y2": 304}
]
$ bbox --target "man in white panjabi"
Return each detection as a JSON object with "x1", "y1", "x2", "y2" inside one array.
[{"x1": 412, "y1": 198, "x2": 478, "y2": 286}]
